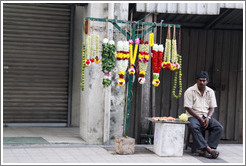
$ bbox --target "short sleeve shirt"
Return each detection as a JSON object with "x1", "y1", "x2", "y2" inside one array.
[{"x1": 184, "y1": 84, "x2": 217, "y2": 118}]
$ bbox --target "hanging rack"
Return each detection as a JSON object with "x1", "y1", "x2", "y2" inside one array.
[{"x1": 84, "y1": 16, "x2": 181, "y2": 138}]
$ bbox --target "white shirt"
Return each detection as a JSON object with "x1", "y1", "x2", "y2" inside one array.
[{"x1": 184, "y1": 83, "x2": 217, "y2": 118}]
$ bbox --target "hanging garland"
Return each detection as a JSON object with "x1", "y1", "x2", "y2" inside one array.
[
  {"x1": 172, "y1": 54, "x2": 182, "y2": 98},
  {"x1": 138, "y1": 40, "x2": 149, "y2": 84},
  {"x1": 81, "y1": 42, "x2": 86, "y2": 90},
  {"x1": 128, "y1": 38, "x2": 139, "y2": 75},
  {"x1": 94, "y1": 35, "x2": 101, "y2": 64},
  {"x1": 85, "y1": 35, "x2": 91, "y2": 67},
  {"x1": 152, "y1": 44, "x2": 163, "y2": 87},
  {"x1": 171, "y1": 26, "x2": 180, "y2": 71},
  {"x1": 149, "y1": 33, "x2": 154, "y2": 47},
  {"x1": 162, "y1": 25, "x2": 172, "y2": 70},
  {"x1": 102, "y1": 38, "x2": 116, "y2": 88},
  {"x1": 116, "y1": 41, "x2": 129, "y2": 86}
]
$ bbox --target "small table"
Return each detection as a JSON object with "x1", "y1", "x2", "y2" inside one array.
[{"x1": 147, "y1": 118, "x2": 190, "y2": 157}]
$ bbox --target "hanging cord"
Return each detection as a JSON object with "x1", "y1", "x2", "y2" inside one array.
[
  {"x1": 105, "y1": 19, "x2": 108, "y2": 39},
  {"x1": 178, "y1": 27, "x2": 181, "y2": 55},
  {"x1": 159, "y1": 20, "x2": 163, "y2": 44}
]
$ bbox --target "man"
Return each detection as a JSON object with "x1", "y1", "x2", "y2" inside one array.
[{"x1": 184, "y1": 71, "x2": 223, "y2": 159}]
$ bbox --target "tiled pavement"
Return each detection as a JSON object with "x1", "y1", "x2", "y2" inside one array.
[{"x1": 2, "y1": 127, "x2": 245, "y2": 165}]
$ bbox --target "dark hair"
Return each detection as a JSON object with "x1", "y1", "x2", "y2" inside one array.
[{"x1": 196, "y1": 71, "x2": 209, "y2": 81}]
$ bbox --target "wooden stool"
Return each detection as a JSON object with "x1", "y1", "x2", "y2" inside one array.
[{"x1": 185, "y1": 129, "x2": 205, "y2": 153}]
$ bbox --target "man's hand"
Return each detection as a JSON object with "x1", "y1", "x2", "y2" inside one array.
[
  {"x1": 198, "y1": 117, "x2": 206, "y2": 128},
  {"x1": 204, "y1": 117, "x2": 209, "y2": 128}
]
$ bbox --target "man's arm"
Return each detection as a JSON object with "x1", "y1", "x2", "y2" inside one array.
[{"x1": 203, "y1": 107, "x2": 215, "y2": 128}]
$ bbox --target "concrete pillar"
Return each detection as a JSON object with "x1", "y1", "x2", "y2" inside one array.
[{"x1": 79, "y1": 3, "x2": 129, "y2": 145}]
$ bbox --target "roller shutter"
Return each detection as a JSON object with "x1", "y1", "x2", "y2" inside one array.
[{"x1": 3, "y1": 3, "x2": 72, "y2": 125}]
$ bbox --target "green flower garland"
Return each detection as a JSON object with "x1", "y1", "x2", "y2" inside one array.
[
  {"x1": 172, "y1": 54, "x2": 182, "y2": 99},
  {"x1": 81, "y1": 42, "x2": 86, "y2": 91},
  {"x1": 102, "y1": 39, "x2": 116, "y2": 88}
]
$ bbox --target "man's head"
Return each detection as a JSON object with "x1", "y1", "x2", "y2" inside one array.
[{"x1": 196, "y1": 71, "x2": 209, "y2": 89}]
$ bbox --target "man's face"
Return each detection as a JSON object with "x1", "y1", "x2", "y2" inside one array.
[{"x1": 197, "y1": 78, "x2": 208, "y2": 88}]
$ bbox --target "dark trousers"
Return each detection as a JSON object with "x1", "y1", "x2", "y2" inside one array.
[{"x1": 188, "y1": 116, "x2": 223, "y2": 149}]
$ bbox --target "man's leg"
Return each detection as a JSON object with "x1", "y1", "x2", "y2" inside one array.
[
  {"x1": 207, "y1": 118, "x2": 223, "y2": 149},
  {"x1": 188, "y1": 117, "x2": 208, "y2": 149}
]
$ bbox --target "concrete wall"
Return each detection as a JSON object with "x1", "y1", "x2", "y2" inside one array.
[{"x1": 75, "y1": 3, "x2": 129, "y2": 145}]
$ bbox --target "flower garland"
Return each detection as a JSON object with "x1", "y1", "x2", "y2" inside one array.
[
  {"x1": 85, "y1": 35, "x2": 91, "y2": 67},
  {"x1": 149, "y1": 33, "x2": 154, "y2": 47},
  {"x1": 172, "y1": 54, "x2": 182, "y2": 98},
  {"x1": 152, "y1": 44, "x2": 163, "y2": 87},
  {"x1": 162, "y1": 26, "x2": 180, "y2": 71},
  {"x1": 128, "y1": 38, "x2": 139, "y2": 75},
  {"x1": 138, "y1": 40, "x2": 149, "y2": 84},
  {"x1": 116, "y1": 41, "x2": 129, "y2": 86},
  {"x1": 81, "y1": 42, "x2": 86, "y2": 91},
  {"x1": 94, "y1": 35, "x2": 101, "y2": 64},
  {"x1": 102, "y1": 38, "x2": 116, "y2": 88}
]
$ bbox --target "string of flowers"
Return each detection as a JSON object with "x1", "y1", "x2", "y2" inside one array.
[
  {"x1": 81, "y1": 41, "x2": 86, "y2": 90},
  {"x1": 116, "y1": 41, "x2": 129, "y2": 86},
  {"x1": 138, "y1": 40, "x2": 149, "y2": 84},
  {"x1": 162, "y1": 25, "x2": 172, "y2": 70},
  {"x1": 152, "y1": 44, "x2": 163, "y2": 87},
  {"x1": 94, "y1": 35, "x2": 101, "y2": 64},
  {"x1": 85, "y1": 35, "x2": 91, "y2": 67},
  {"x1": 102, "y1": 38, "x2": 116, "y2": 88},
  {"x1": 81, "y1": 19, "x2": 86, "y2": 91},
  {"x1": 172, "y1": 54, "x2": 182, "y2": 98},
  {"x1": 171, "y1": 26, "x2": 180, "y2": 71},
  {"x1": 149, "y1": 33, "x2": 154, "y2": 47},
  {"x1": 128, "y1": 38, "x2": 139, "y2": 75}
]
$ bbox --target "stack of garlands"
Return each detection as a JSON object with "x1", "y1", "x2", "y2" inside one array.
[
  {"x1": 128, "y1": 38, "x2": 139, "y2": 75},
  {"x1": 116, "y1": 41, "x2": 129, "y2": 86},
  {"x1": 101, "y1": 38, "x2": 116, "y2": 88},
  {"x1": 162, "y1": 26, "x2": 180, "y2": 71},
  {"x1": 138, "y1": 40, "x2": 149, "y2": 84},
  {"x1": 152, "y1": 44, "x2": 163, "y2": 87}
]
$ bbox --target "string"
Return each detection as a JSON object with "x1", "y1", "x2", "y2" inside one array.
[
  {"x1": 159, "y1": 20, "x2": 163, "y2": 44},
  {"x1": 178, "y1": 27, "x2": 181, "y2": 54},
  {"x1": 105, "y1": 19, "x2": 108, "y2": 38}
]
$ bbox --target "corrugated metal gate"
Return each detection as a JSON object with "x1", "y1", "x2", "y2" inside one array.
[
  {"x1": 3, "y1": 3, "x2": 72, "y2": 125},
  {"x1": 128, "y1": 28, "x2": 243, "y2": 143}
]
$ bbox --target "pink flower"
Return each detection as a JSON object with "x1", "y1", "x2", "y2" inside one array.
[
  {"x1": 128, "y1": 39, "x2": 133, "y2": 44},
  {"x1": 135, "y1": 38, "x2": 140, "y2": 44}
]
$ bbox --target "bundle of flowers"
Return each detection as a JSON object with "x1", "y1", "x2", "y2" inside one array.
[
  {"x1": 101, "y1": 38, "x2": 116, "y2": 88},
  {"x1": 116, "y1": 41, "x2": 129, "y2": 86},
  {"x1": 138, "y1": 40, "x2": 149, "y2": 84},
  {"x1": 128, "y1": 38, "x2": 139, "y2": 75},
  {"x1": 152, "y1": 44, "x2": 163, "y2": 87}
]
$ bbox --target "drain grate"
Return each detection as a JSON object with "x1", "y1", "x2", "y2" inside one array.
[{"x1": 3, "y1": 137, "x2": 49, "y2": 144}]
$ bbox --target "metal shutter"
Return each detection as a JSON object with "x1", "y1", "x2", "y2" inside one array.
[{"x1": 3, "y1": 3, "x2": 72, "y2": 126}]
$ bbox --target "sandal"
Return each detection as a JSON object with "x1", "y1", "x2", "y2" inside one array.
[
  {"x1": 211, "y1": 150, "x2": 219, "y2": 159},
  {"x1": 199, "y1": 151, "x2": 214, "y2": 159}
]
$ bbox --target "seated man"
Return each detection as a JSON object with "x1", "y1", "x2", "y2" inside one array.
[{"x1": 184, "y1": 71, "x2": 223, "y2": 159}]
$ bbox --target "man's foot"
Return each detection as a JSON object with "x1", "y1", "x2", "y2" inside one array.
[{"x1": 199, "y1": 147, "x2": 219, "y2": 159}]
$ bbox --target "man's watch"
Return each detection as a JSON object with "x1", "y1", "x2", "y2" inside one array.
[{"x1": 207, "y1": 116, "x2": 211, "y2": 119}]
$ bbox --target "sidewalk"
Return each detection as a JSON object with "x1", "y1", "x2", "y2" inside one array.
[{"x1": 2, "y1": 127, "x2": 245, "y2": 164}]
